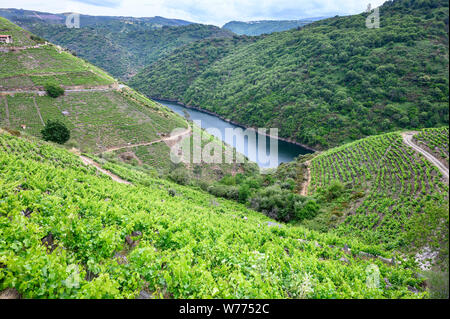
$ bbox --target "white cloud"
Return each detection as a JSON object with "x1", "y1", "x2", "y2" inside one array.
[{"x1": 0, "y1": 0, "x2": 387, "y2": 26}]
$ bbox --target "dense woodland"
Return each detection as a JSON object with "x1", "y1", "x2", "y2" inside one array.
[{"x1": 131, "y1": 0, "x2": 449, "y2": 150}]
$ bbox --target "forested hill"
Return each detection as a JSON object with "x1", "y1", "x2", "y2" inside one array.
[
  {"x1": 0, "y1": 9, "x2": 234, "y2": 80},
  {"x1": 131, "y1": 0, "x2": 449, "y2": 150},
  {"x1": 222, "y1": 17, "x2": 325, "y2": 36}
]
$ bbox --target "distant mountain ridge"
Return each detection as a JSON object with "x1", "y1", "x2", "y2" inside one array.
[
  {"x1": 222, "y1": 17, "x2": 327, "y2": 35},
  {"x1": 0, "y1": 8, "x2": 233, "y2": 80},
  {"x1": 0, "y1": 8, "x2": 193, "y2": 27}
]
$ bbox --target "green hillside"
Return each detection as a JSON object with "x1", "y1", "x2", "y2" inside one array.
[
  {"x1": 131, "y1": 0, "x2": 449, "y2": 150},
  {"x1": 307, "y1": 130, "x2": 448, "y2": 252},
  {"x1": 0, "y1": 130, "x2": 426, "y2": 299},
  {"x1": 0, "y1": 17, "x2": 186, "y2": 153},
  {"x1": 1, "y1": 10, "x2": 235, "y2": 80},
  {"x1": 222, "y1": 18, "x2": 325, "y2": 36},
  {"x1": 130, "y1": 36, "x2": 256, "y2": 101},
  {"x1": 0, "y1": 17, "x2": 256, "y2": 181}
]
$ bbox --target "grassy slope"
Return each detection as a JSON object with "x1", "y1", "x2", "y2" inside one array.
[
  {"x1": 131, "y1": 0, "x2": 449, "y2": 150},
  {"x1": 0, "y1": 130, "x2": 425, "y2": 299}
]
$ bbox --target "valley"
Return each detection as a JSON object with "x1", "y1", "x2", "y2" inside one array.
[{"x1": 0, "y1": 0, "x2": 449, "y2": 301}]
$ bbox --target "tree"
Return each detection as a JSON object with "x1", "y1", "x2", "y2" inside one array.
[
  {"x1": 44, "y1": 83, "x2": 65, "y2": 98},
  {"x1": 41, "y1": 120, "x2": 70, "y2": 144}
]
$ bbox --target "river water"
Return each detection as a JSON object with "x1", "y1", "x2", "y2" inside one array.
[{"x1": 156, "y1": 100, "x2": 313, "y2": 168}]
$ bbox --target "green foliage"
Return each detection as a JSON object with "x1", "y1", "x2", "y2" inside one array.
[
  {"x1": 295, "y1": 200, "x2": 320, "y2": 221},
  {"x1": 413, "y1": 127, "x2": 449, "y2": 164},
  {"x1": 41, "y1": 120, "x2": 70, "y2": 144},
  {"x1": 1, "y1": 89, "x2": 187, "y2": 154},
  {"x1": 131, "y1": 0, "x2": 449, "y2": 149},
  {"x1": 168, "y1": 167, "x2": 191, "y2": 186},
  {"x1": 44, "y1": 82, "x2": 65, "y2": 98},
  {"x1": 323, "y1": 180, "x2": 345, "y2": 201},
  {"x1": 0, "y1": 17, "x2": 38, "y2": 46},
  {"x1": 0, "y1": 132, "x2": 425, "y2": 298},
  {"x1": 249, "y1": 185, "x2": 304, "y2": 222},
  {"x1": 309, "y1": 130, "x2": 449, "y2": 250},
  {"x1": 407, "y1": 202, "x2": 449, "y2": 264}
]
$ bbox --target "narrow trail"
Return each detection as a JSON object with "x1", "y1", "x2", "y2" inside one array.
[
  {"x1": 3, "y1": 97, "x2": 10, "y2": 126},
  {"x1": 0, "y1": 87, "x2": 119, "y2": 95},
  {"x1": 79, "y1": 155, "x2": 132, "y2": 185},
  {"x1": 32, "y1": 96, "x2": 44, "y2": 125},
  {"x1": 300, "y1": 161, "x2": 311, "y2": 196},
  {"x1": 402, "y1": 132, "x2": 449, "y2": 181},
  {"x1": 77, "y1": 128, "x2": 191, "y2": 184},
  {"x1": 97, "y1": 127, "x2": 192, "y2": 154}
]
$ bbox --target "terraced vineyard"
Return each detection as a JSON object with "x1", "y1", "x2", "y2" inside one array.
[
  {"x1": 309, "y1": 131, "x2": 449, "y2": 248},
  {"x1": 0, "y1": 131, "x2": 426, "y2": 298},
  {"x1": 0, "y1": 17, "x2": 115, "y2": 90},
  {"x1": 413, "y1": 127, "x2": 449, "y2": 167},
  {"x1": 0, "y1": 90, "x2": 187, "y2": 153},
  {"x1": 0, "y1": 46, "x2": 115, "y2": 89}
]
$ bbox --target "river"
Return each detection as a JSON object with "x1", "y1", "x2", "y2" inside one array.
[{"x1": 156, "y1": 100, "x2": 313, "y2": 168}]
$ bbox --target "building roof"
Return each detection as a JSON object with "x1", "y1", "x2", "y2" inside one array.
[{"x1": 0, "y1": 35, "x2": 12, "y2": 37}]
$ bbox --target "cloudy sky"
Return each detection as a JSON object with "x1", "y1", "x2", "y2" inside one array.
[{"x1": 0, "y1": 0, "x2": 386, "y2": 26}]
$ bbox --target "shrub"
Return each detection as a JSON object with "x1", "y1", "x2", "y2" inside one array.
[
  {"x1": 207, "y1": 184, "x2": 239, "y2": 201},
  {"x1": 41, "y1": 120, "x2": 70, "y2": 144},
  {"x1": 295, "y1": 200, "x2": 320, "y2": 221},
  {"x1": 324, "y1": 180, "x2": 345, "y2": 201},
  {"x1": 249, "y1": 185, "x2": 304, "y2": 222},
  {"x1": 44, "y1": 83, "x2": 65, "y2": 98},
  {"x1": 168, "y1": 168, "x2": 191, "y2": 185}
]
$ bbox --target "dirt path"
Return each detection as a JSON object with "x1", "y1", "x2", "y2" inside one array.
[
  {"x1": 300, "y1": 161, "x2": 311, "y2": 196},
  {"x1": 98, "y1": 127, "x2": 192, "y2": 154},
  {"x1": 3, "y1": 97, "x2": 10, "y2": 126},
  {"x1": 402, "y1": 132, "x2": 449, "y2": 181},
  {"x1": 32, "y1": 97, "x2": 44, "y2": 125},
  {"x1": 0, "y1": 86, "x2": 120, "y2": 96},
  {"x1": 79, "y1": 155, "x2": 132, "y2": 185}
]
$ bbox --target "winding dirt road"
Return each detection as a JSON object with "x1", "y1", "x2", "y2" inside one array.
[
  {"x1": 98, "y1": 127, "x2": 192, "y2": 154},
  {"x1": 77, "y1": 127, "x2": 191, "y2": 184},
  {"x1": 79, "y1": 155, "x2": 132, "y2": 185},
  {"x1": 0, "y1": 87, "x2": 118, "y2": 95},
  {"x1": 402, "y1": 132, "x2": 449, "y2": 181},
  {"x1": 299, "y1": 161, "x2": 311, "y2": 196}
]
